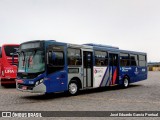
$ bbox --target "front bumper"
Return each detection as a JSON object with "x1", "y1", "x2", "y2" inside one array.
[{"x1": 16, "y1": 83, "x2": 46, "y2": 93}]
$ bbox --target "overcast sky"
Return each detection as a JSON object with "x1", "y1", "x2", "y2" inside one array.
[{"x1": 0, "y1": 0, "x2": 160, "y2": 62}]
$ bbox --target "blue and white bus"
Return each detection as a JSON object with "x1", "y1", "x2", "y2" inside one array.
[{"x1": 16, "y1": 40, "x2": 147, "y2": 95}]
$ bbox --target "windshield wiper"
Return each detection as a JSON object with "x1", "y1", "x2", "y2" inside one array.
[{"x1": 21, "y1": 51, "x2": 25, "y2": 67}]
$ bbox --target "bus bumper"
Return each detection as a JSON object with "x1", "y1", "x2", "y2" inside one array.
[
  {"x1": 1, "y1": 78, "x2": 16, "y2": 85},
  {"x1": 16, "y1": 83, "x2": 46, "y2": 93}
]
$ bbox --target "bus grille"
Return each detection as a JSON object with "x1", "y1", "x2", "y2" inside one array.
[
  {"x1": 7, "y1": 58, "x2": 18, "y2": 65},
  {"x1": 18, "y1": 84, "x2": 34, "y2": 90}
]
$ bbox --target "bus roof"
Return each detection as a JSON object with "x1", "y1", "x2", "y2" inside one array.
[
  {"x1": 20, "y1": 40, "x2": 56, "y2": 45},
  {"x1": 19, "y1": 40, "x2": 147, "y2": 55},
  {"x1": 85, "y1": 43, "x2": 146, "y2": 55},
  {"x1": 68, "y1": 43, "x2": 93, "y2": 49},
  {"x1": 83, "y1": 43, "x2": 119, "y2": 49},
  {"x1": 118, "y1": 49, "x2": 147, "y2": 55},
  {"x1": 1, "y1": 44, "x2": 19, "y2": 46}
]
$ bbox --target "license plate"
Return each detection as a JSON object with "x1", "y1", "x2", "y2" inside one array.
[{"x1": 22, "y1": 86, "x2": 27, "y2": 90}]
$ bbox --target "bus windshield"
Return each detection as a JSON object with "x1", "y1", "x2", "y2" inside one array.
[
  {"x1": 18, "y1": 50, "x2": 45, "y2": 73},
  {"x1": 4, "y1": 46, "x2": 19, "y2": 57}
]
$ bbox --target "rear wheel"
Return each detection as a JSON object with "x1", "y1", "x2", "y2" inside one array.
[
  {"x1": 122, "y1": 77, "x2": 129, "y2": 88},
  {"x1": 68, "y1": 82, "x2": 79, "y2": 96}
]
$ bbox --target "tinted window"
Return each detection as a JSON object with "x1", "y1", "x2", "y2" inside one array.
[
  {"x1": 139, "y1": 55, "x2": 146, "y2": 67},
  {"x1": 109, "y1": 54, "x2": 118, "y2": 66},
  {"x1": 95, "y1": 51, "x2": 108, "y2": 66},
  {"x1": 84, "y1": 52, "x2": 92, "y2": 67},
  {"x1": 47, "y1": 45, "x2": 65, "y2": 74},
  {"x1": 139, "y1": 55, "x2": 146, "y2": 61},
  {"x1": 53, "y1": 52, "x2": 64, "y2": 66},
  {"x1": 120, "y1": 53, "x2": 130, "y2": 66},
  {"x1": 130, "y1": 54, "x2": 138, "y2": 66},
  {"x1": 120, "y1": 53, "x2": 129, "y2": 59},
  {"x1": 67, "y1": 48, "x2": 82, "y2": 66},
  {"x1": 139, "y1": 61, "x2": 146, "y2": 67},
  {"x1": 4, "y1": 46, "x2": 19, "y2": 57}
]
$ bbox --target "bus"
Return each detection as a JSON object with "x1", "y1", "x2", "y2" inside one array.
[
  {"x1": 0, "y1": 44, "x2": 19, "y2": 86},
  {"x1": 16, "y1": 40, "x2": 147, "y2": 95}
]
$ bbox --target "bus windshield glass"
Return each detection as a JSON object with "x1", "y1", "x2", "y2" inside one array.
[
  {"x1": 18, "y1": 50, "x2": 45, "y2": 73},
  {"x1": 4, "y1": 46, "x2": 19, "y2": 57}
]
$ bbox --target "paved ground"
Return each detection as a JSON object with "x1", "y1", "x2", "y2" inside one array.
[{"x1": 0, "y1": 71, "x2": 160, "y2": 120}]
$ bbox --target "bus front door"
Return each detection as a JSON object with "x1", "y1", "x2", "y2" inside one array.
[
  {"x1": 83, "y1": 51, "x2": 93, "y2": 88},
  {"x1": 109, "y1": 53, "x2": 118, "y2": 85}
]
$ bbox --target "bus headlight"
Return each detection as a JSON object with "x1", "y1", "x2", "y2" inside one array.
[
  {"x1": 35, "y1": 81, "x2": 39, "y2": 86},
  {"x1": 35, "y1": 79, "x2": 44, "y2": 86},
  {"x1": 39, "y1": 79, "x2": 44, "y2": 83}
]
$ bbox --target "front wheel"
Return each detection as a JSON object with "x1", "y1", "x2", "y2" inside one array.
[{"x1": 68, "y1": 82, "x2": 79, "y2": 96}]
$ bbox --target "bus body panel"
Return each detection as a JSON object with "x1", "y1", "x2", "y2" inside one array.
[
  {"x1": 68, "y1": 67, "x2": 83, "y2": 88},
  {"x1": 47, "y1": 70, "x2": 68, "y2": 93},
  {"x1": 119, "y1": 66, "x2": 147, "y2": 85}
]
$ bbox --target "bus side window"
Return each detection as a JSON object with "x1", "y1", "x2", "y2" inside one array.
[
  {"x1": 95, "y1": 51, "x2": 108, "y2": 66},
  {"x1": 130, "y1": 54, "x2": 138, "y2": 66},
  {"x1": 67, "y1": 48, "x2": 82, "y2": 66},
  {"x1": 48, "y1": 51, "x2": 64, "y2": 65},
  {"x1": 120, "y1": 53, "x2": 130, "y2": 66},
  {"x1": 139, "y1": 55, "x2": 146, "y2": 67}
]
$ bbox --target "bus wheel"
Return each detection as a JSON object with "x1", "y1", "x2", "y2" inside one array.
[
  {"x1": 122, "y1": 77, "x2": 129, "y2": 88},
  {"x1": 68, "y1": 82, "x2": 79, "y2": 95}
]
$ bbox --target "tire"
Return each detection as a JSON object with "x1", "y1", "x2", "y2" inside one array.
[
  {"x1": 122, "y1": 77, "x2": 129, "y2": 88},
  {"x1": 68, "y1": 81, "x2": 79, "y2": 96}
]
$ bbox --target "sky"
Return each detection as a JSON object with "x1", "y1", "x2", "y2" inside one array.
[{"x1": 0, "y1": 0, "x2": 160, "y2": 62}]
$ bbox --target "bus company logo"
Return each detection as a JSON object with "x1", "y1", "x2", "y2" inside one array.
[
  {"x1": 94, "y1": 69, "x2": 97, "y2": 74},
  {"x1": 134, "y1": 68, "x2": 139, "y2": 74},
  {"x1": 1, "y1": 112, "x2": 42, "y2": 118},
  {"x1": 5, "y1": 69, "x2": 14, "y2": 73},
  {"x1": 94, "y1": 69, "x2": 103, "y2": 74},
  {"x1": 2, "y1": 112, "x2": 11, "y2": 117},
  {"x1": 122, "y1": 67, "x2": 131, "y2": 72}
]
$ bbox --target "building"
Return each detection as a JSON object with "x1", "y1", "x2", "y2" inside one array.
[{"x1": 148, "y1": 62, "x2": 160, "y2": 71}]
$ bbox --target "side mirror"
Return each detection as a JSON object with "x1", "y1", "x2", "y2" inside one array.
[{"x1": 12, "y1": 52, "x2": 19, "y2": 66}]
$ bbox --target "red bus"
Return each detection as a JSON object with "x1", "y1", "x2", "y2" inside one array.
[{"x1": 0, "y1": 44, "x2": 19, "y2": 86}]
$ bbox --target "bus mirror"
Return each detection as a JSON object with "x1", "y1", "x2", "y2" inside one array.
[{"x1": 12, "y1": 52, "x2": 18, "y2": 66}]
